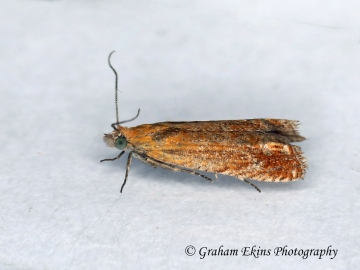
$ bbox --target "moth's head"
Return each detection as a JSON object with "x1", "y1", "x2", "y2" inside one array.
[{"x1": 103, "y1": 130, "x2": 128, "y2": 150}]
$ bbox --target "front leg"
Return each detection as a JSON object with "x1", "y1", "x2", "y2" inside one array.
[{"x1": 100, "y1": 151, "x2": 125, "y2": 162}]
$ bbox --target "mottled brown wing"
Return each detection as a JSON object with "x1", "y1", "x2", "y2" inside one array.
[
  {"x1": 123, "y1": 119, "x2": 307, "y2": 182},
  {"x1": 155, "y1": 119, "x2": 305, "y2": 142}
]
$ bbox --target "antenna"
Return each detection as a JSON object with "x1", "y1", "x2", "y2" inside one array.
[
  {"x1": 108, "y1": 51, "x2": 119, "y2": 126},
  {"x1": 108, "y1": 51, "x2": 141, "y2": 131}
]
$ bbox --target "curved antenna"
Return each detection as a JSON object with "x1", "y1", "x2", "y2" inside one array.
[
  {"x1": 108, "y1": 51, "x2": 120, "y2": 126},
  {"x1": 111, "y1": 109, "x2": 140, "y2": 130}
]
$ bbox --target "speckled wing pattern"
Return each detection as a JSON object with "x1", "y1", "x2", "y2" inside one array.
[{"x1": 124, "y1": 119, "x2": 307, "y2": 182}]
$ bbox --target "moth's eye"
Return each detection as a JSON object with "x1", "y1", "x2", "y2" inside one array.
[{"x1": 115, "y1": 137, "x2": 127, "y2": 150}]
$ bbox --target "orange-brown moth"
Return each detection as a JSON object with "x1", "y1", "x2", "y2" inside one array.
[{"x1": 101, "y1": 52, "x2": 307, "y2": 193}]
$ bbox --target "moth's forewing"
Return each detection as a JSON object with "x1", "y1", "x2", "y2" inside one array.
[{"x1": 120, "y1": 119, "x2": 307, "y2": 182}]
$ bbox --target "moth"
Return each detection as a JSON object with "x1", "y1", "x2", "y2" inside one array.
[{"x1": 101, "y1": 52, "x2": 307, "y2": 193}]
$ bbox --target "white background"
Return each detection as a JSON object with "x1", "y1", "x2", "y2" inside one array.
[{"x1": 1, "y1": 0, "x2": 359, "y2": 269}]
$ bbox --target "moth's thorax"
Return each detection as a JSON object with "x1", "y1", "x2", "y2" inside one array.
[{"x1": 103, "y1": 126, "x2": 131, "y2": 148}]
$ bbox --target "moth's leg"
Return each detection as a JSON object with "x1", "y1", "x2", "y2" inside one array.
[
  {"x1": 243, "y1": 179, "x2": 261, "y2": 193},
  {"x1": 120, "y1": 151, "x2": 133, "y2": 193},
  {"x1": 132, "y1": 152, "x2": 158, "y2": 168},
  {"x1": 100, "y1": 151, "x2": 125, "y2": 163},
  {"x1": 134, "y1": 153, "x2": 213, "y2": 182}
]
